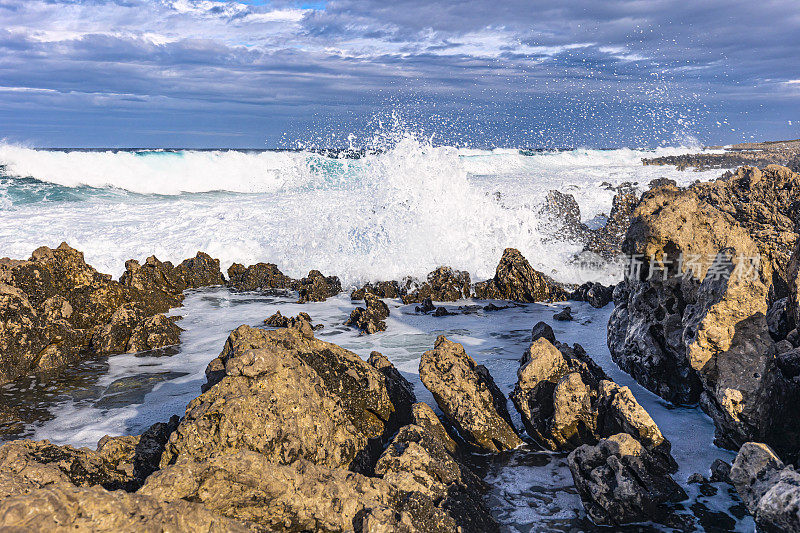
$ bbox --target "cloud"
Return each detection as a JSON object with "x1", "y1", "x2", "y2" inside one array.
[{"x1": 0, "y1": 0, "x2": 797, "y2": 147}]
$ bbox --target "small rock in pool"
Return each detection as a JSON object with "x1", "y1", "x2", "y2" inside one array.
[
  {"x1": 415, "y1": 298, "x2": 435, "y2": 314},
  {"x1": 553, "y1": 306, "x2": 573, "y2": 321},
  {"x1": 531, "y1": 321, "x2": 556, "y2": 344},
  {"x1": 432, "y1": 307, "x2": 450, "y2": 317}
]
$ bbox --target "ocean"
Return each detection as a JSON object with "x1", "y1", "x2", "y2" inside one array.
[{"x1": 0, "y1": 140, "x2": 751, "y2": 531}]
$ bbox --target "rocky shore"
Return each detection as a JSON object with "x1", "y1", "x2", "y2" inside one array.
[
  {"x1": 642, "y1": 139, "x2": 800, "y2": 171},
  {"x1": 2, "y1": 157, "x2": 800, "y2": 530}
]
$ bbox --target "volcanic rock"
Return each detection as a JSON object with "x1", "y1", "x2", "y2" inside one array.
[
  {"x1": 347, "y1": 292, "x2": 390, "y2": 334},
  {"x1": 167, "y1": 325, "x2": 412, "y2": 473},
  {"x1": 567, "y1": 433, "x2": 686, "y2": 526},
  {"x1": 402, "y1": 267, "x2": 471, "y2": 304},
  {"x1": 415, "y1": 298, "x2": 436, "y2": 314},
  {"x1": 351, "y1": 280, "x2": 403, "y2": 300},
  {"x1": 226, "y1": 262, "x2": 293, "y2": 292},
  {"x1": 473, "y1": 248, "x2": 568, "y2": 302},
  {"x1": 296, "y1": 269, "x2": 342, "y2": 303},
  {"x1": 419, "y1": 336, "x2": 522, "y2": 452},
  {"x1": 530, "y1": 321, "x2": 556, "y2": 344},
  {"x1": 553, "y1": 306, "x2": 572, "y2": 321},
  {"x1": 570, "y1": 281, "x2": 614, "y2": 308},
  {"x1": 0, "y1": 482, "x2": 252, "y2": 532},
  {"x1": 409, "y1": 402, "x2": 458, "y2": 455},
  {"x1": 730, "y1": 442, "x2": 800, "y2": 532}
]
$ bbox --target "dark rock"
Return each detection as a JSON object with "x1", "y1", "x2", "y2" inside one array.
[
  {"x1": 351, "y1": 280, "x2": 402, "y2": 300},
  {"x1": 643, "y1": 140, "x2": 800, "y2": 171},
  {"x1": 226, "y1": 262, "x2": 293, "y2": 291},
  {"x1": 649, "y1": 178, "x2": 678, "y2": 189},
  {"x1": 530, "y1": 321, "x2": 556, "y2": 344},
  {"x1": 688, "y1": 473, "x2": 706, "y2": 484},
  {"x1": 730, "y1": 441, "x2": 800, "y2": 532},
  {"x1": 768, "y1": 297, "x2": 790, "y2": 341},
  {"x1": 553, "y1": 306, "x2": 573, "y2": 321},
  {"x1": 473, "y1": 248, "x2": 568, "y2": 303},
  {"x1": 567, "y1": 433, "x2": 687, "y2": 526},
  {"x1": 347, "y1": 293, "x2": 390, "y2": 334},
  {"x1": 367, "y1": 351, "x2": 416, "y2": 424},
  {"x1": 264, "y1": 310, "x2": 313, "y2": 329},
  {"x1": 402, "y1": 267, "x2": 471, "y2": 304},
  {"x1": 432, "y1": 306, "x2": 450, "y2": 317},
  {"x1": 419, "y1": 336, "x2": 523, "y2": 452},
  {"x1": 710, "y1": 458, "x2": 732, "y2": 484},
  {"x1": 415, "y1": 298, "x2": 436, "y2": 314},
  {"x1": 482, "y1": 303, "x2": 511, "y2": 311},
  {"x1": 570, "y1": 281, "x2": 614, "y2": 308},
  {"x1": 543, "y1": 190, "x2": 581, "y2": 229},
  {"x1": 583, "y1": 185, "x2": 641, "y2": 259},
  {"x1": 296, "y1": 270, "x2": 342, "y2": 303}
]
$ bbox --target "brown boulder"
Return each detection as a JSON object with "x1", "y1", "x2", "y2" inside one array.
[
  {"x1": 401, "y1": 267, "x2": 471, "y2": 304},
  {"x1": 227, "y1": 262, "x2": 293, "y2": 291},
  {"x1": 296, "y1": 269, "x2": 342, "y2": 303},
  {"x1": 419, "y1": 336, "x2": 522, "y2": 452},
  {"x1": 473, "y1": 248, "x2": 567, "y2": 302},
  {"x1": 347, "y1": 293, "x2": 390, "y2": 334}
]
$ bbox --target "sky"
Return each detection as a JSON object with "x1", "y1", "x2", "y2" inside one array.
[{"x1": 0, "y1": 0, "x2": 798, "y2": 148}]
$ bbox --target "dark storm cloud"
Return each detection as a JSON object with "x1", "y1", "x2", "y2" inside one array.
[{"x1": 0, "y1": 0, "x2": 797, "y2": 147}]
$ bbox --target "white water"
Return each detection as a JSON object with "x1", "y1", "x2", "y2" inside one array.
[{"x1": 0, "y1": 141, "x2": 721, "y2": 287}]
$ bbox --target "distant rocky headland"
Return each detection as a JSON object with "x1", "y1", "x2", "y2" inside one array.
[{"x1": 643, "y1": 138, "x2": 800, "y2": 171}]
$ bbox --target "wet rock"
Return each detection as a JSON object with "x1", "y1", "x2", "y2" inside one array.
[
  {"x1": 351, "y1": 280, "x2": 403, "y2": 300},
  {"x1": 553, "y1": 306, "x2": 573, "y2": 321},
  {"x1": 169, "y1": 325, "x2": 411, "y2": 473},
  {"x1": 473, "y1": 248, "x2": 568, "y2": 303},
  {"x1": 607, "y1": 182, "x2": 800, "y2": 456},
  {"x1": 730, "y1": 442, "x2": 800, "y2": 532},
  {"x1": 0, "y1": 439, "x2": 136, "y2": 497},
  {"x1": 296, "y1": 270, "x2": 342, "y2": 303},
  {"x1": 432, "y1": 306, "x2": 450, "y2": 317},
  {"x1": 569, "y1": 281, "x2": 614, "y2": 308},
  {"x1": 710, "y1": 458, "x2": 732, "y2": 484},
  {"x1": 643, "y1": 141, "x2": 800, "y2": 171},
  {"x1": 347, "y1": 293, "x2": 390, "y2": 334},
  {"x1": 544, "y1": 190, "x2": 582, "y2": 229},
  {"x1": 402, "y1": 267, "x2": 471, "y2": 304},
  {"x1": 0, "y1": 482, "x2": 252, "y2": 532},
  {"x1": 583, "y1": 185, "x2": 641, "y2": 259},
  {"x1": 91, "y1": 303, "x2": 181, "y2": 354},
  {"x1": 226, "y1": 262, "x2": 293, "y2": 291},
  {"x1": 126, "y1": 313, "x2": 182, "y2": 353},
  {"x1": 530, "y1": 321, "x2": 556, "y2": 344},
  {"x1": 367, "y1": 351, "x2": 416, "y2": 424},
  {"x1": 415, "y1": 298, "x2": 436, "y2": 314},
  {"x1": 419, "y1": 336, "x2": 523, "y2": 452},
  {"x1": 567, "y1": 433, "x2": 687, "y2": 526}
]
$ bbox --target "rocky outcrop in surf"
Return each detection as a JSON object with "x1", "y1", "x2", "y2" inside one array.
[
  {"x1": 608, "y1": 165, "x2": 800, "y2": 464},
  {"x1": 642, "y1": 139, "x2": 800, "y2": 171},
  {"x1": 351, "y1": 280, "x2": 403, "y2": 300},
  {"x1": 568, "y1": 433, "x2": 686, "y2": 526},
  {"x1": 347, "y1": 292, "x2": 390, "y2": 334},
  {"x1": 569, "y1": 281, "x2": 614, "y2": 308},
  {"x1": 0, "y1": 244, "x2": 223, "y2": 385},
  {"x1": 226, "y1": 261, "x2": 294, "y2": 292},
  {"x1": 730, "y1": 442, "x2": 800, "y2": 532},
  {"x1": 402, "y1": 266, "x2": 471, "y2": 304},
  {"x1": 473, "y1": 248, "x2": 568, "y2": 302},
  {"x1": 419, "y1": 336, "x2": 523, "y2": 452}
]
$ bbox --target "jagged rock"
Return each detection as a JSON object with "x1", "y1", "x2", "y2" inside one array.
[
  {"x1": 374, "y1": 424, "x2": 499, "y2": 532},
  {"x1": 544, "y1": 190, "x2": 582, "y2": 228},
  {"x1": 347, "y1": 293, "x2": 390, "y2": 334},
  {"x1": 730, "y1": 442, "x2": 800, "y2": 532},
  {"x1": 768, "y1": 297, "x2": 791, "y2": 340},
  {"x1": 368, "y1": 352, "x2": 416, "y2": 419},
  {"x1": 226, "y1": 262, "x2": 293, "y2": 291},
  {"x1": 553, "y1": 306, "x2": 572, "y2": 321},
  {"x1": 432, "y1": 307, "x2": 450, "y2": 317},
  {"x1": 607, "y1": 181, "x2": 800, "y2": 457},
  {"x1": 296, "y1": 270, "x2": 342, "y2": 303},
  {"x1": 570, "y1": 281, "x2": 614, "y2": 308},
  {"x1": 710, "y1": 458, "x2": 732, "y2": 483},
  {"x1": 530, "y1": 321, "x2": 556, "y2": 344},
  {"x1": 473, "y1": 248, "x2": 567, "y2": 303},
  {"x1": 264, "y1": 310, "x2": 314, "y2": 330},
  {"x1": 419, "y1": 336, "x2": 522, "y2": 452},
  {"x1": 351, "y1": 280, "x2": 402, "y2": 300},
  {"x1": 402, "y1": 267, "x2": 471, "y2": 304},
  {"x1": 415, "y1": 298, "x2": 435, "y2": 314},
  {"x1": 567, "y1": 433, "x2": 686, "y2": 526},
  {"x1": 0, "y1": 439, "x2": 136, "y2": 497},
  {"x1": 410, "y1": 403, "x2": 458, "y2": 455},
  {"x1": 0, "y1": 244, "x2": 222, "y2": 383},
  {"x1": 166, "y1": 326, "x2": 411, "y2": 473}
]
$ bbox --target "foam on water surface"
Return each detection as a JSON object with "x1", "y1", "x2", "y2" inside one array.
[{"x1": 1, "y1": 289, "x2": 753, "y2": 532}]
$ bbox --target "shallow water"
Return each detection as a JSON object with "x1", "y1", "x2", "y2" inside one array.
[{"x1": 0, "y1": 288, "x2": 754, "y2": 532}]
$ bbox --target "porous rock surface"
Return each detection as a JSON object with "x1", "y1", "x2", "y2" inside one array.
[
  {"x1": 567, "y1": 433, "x2": 686, "y2": 526},
  {"x1": 347, "y1": 292, "x2": 390, "y2": 334},
  {"x1": 419, "y1": 336, "x2": 523, "y2": 452},
  {"x1": 730, "y1": 442, "x2": 800, "y2": 532},
  {"x1": 473, "y1": 248, "x2": 567, "y2": 303},
  {"x1": 402, "y1": 267, "x2": 471, "y2": 304}
]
